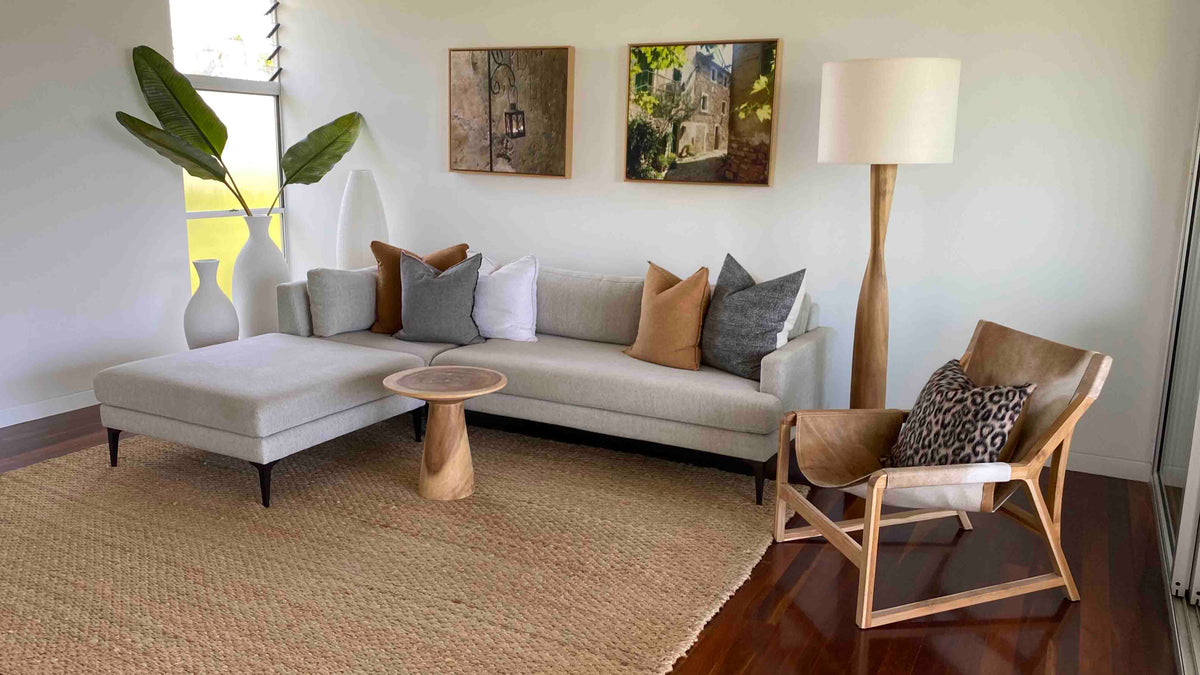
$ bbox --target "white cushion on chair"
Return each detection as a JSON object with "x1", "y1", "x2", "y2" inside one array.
[
  {"x1": 881, "y1": 462, "x2": 1011, "y2": 489},
  {"x1": 841, "y1": 482, "x2": 991, "y2": 512},
  {"x1": 839, "y1": 463, "x2": 1011, "y2": 512}
]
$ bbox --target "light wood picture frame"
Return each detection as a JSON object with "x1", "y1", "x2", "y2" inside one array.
[
  {"x1": 448, "y1": 46, "x2": 575, "y2": 178},
  {"x1": 625, "y1": 39, "x2": 781, "y2": 186}
]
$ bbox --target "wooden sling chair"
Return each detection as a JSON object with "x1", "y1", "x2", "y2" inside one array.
[{"x1": 773, "y1": 320, "x2": 1112, "y2": 628}]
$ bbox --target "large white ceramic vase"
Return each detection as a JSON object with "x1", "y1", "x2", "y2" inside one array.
[
  {"x1": 336, "y1": 169, "x2": 389, "y2": 269},
  {"x1": 232, "y1": 215, "x2": 289, "y2": 337},
  {"x1": 184, "y1": 259, "x2": 239, "y2": 349}
]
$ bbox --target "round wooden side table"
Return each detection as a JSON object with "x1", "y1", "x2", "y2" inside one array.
[{"x1": 383, "y1": 366, "x2": 506, "y2": 501}]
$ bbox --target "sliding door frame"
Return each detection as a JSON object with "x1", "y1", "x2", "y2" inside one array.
[{"x1": 1151, "y1": 80, "x2": 1200, "y2": 675}]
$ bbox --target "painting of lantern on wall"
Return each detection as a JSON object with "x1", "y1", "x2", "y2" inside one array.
[
  {"x1": 449, "y1": 47, "x2": 574, "y2": 178},
  {"x1": 626, "y1": 40, "x2": 780, "y2": 185}
]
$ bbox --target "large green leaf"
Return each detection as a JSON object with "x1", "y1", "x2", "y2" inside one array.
[
  {"x1": 115, "y1": 112, "x2": 226, "y2": 181},
  {"x1": 132, "y1": 45, "x2": 227, "y2": 157},
  {"x1": 281, "y1": 112, "x2": 364, "y2": 185}
]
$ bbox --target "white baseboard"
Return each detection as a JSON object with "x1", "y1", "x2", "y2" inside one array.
[
  {"x1": 0, "y1": 390, "x2": 98, "y2": 429},
  {"x1": 1068, "y1": 451, "x2": 1152, "y2": 482}
]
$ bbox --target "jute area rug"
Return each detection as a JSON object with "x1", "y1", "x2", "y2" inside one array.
[{"x1": 0, "y1": 417, "x2": 787, "y2": 674}]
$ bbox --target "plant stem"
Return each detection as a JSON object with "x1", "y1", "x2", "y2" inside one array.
[
  {"x1": 221, "y1": 167, "x2": 254, "y2": 217},
  {"x1": 264, "y1": 181, "x2": 289, "y2": 219}
]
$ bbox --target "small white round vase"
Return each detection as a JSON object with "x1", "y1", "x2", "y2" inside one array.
[
  {"x1": 184, "y1": 259, "x2": 239, "y2": 349},
  {"x1": 232, "y1": 215, "x2": 289, "y2": 337},
  {"x1": 336, "y1": 169, "x2": 389, "y2": 269}
]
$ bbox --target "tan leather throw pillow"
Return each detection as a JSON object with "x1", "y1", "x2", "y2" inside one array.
[
  {"x1": 624, "y1": 262, "x2": 710, "y2": 370},
  {"x1": 370, "y1": 241, "x2": 469, "y2": 334}
]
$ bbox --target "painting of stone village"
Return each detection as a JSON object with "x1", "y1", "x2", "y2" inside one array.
[
  {"x1": 626, "y1": 40, "x2": 779, "y2": 185},
  {"x1": 449, "y1": 47, "x2": 574, "y2": 177}
]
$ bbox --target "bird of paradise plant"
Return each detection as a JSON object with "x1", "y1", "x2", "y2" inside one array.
[{"x1": 115, "y1": 45, "x2": 362, "y2": 217}]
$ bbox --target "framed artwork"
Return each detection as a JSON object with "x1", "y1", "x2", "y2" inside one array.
[
  {"x1": 448, "y1": 46, "x2": 575, "y2": 178},
  {"x1": 625, "y1": 39, "x2": 781, "y2": 186}
]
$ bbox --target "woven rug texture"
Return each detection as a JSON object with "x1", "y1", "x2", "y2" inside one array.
[{"x1": 0, "y1": 418, "x2": 782, "y2": 674}]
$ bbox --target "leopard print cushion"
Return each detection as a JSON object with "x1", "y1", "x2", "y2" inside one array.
[{"x1": 882, "y1": 360, "x2": 1036, "y2": 468}]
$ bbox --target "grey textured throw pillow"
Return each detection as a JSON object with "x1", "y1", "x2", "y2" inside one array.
[
  {"x1": 306, "y1": 267, "x2": 377, "y2": 337},
  {"x1": 882, "y1": 360, "x2": 1036, "y2": 468},
  {"x1": 395, "y1": 253, "x2": 484, "y2": 345},
  {"x1": 700, "y1": 254, "x2": 806, "y2": 379}
]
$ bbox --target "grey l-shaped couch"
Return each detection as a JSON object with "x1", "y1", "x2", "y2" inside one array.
[{"x1": 95, "y1": 265, "x2": 827, "y2": 506}]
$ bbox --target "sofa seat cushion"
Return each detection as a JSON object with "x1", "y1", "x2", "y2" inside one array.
[
  {"x1": 94, "y1": 334, "x2": 423, "y2": 437},
  {"x1": 322, "y1": 330, "x2": 456, "y2": 365},
  {"x1": 431, "y1": 334, "x2": 780, "y2": 434}
]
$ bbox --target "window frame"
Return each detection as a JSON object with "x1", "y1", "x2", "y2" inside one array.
[
  {"x1": 175, "y1": 1, "x2": 288, "y2": 264},
  {"x1": 185, "y1": 76, "x2": 288, "y2": 262}
]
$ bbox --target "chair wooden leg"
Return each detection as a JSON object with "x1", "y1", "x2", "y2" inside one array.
[
  {"x1": 1046, "y1": 435, "x2": 1072, "y2": 536},
  {"x1": 856, "y1": 475, "x2": 886, "y2": 628},
  {"x1": 780, "y1": 484, "x2": 864, "y2": 564},
  {"x1": 956, "y1": 511, "x2": 973, "y2": 530},
  {"x1": 1024, "y1": 477, "x2": 1080, "y2": 601},
  {"x1": 777, "y1": 478, "x2": 1064, "y2": 628},
  {"x1": 772, "y1": 451, "x2": 792, "y2": 540},
  {"x1": 781, "y1": 507, "x2": 962, "y2": 541},
  {"x1": 774, "y1": 417, "x2": 793, "y2": 541}
]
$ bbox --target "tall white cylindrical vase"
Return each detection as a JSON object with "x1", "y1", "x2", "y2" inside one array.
[
  {"x1": 232, "y1": 215, "x2": 289, "y2": 337},
  {"x1": 336, "y1": 169, "x2": 389, "y2": 269},
  {"x1": 184, "y1": 259, "x2": 239, "y2": 349}
]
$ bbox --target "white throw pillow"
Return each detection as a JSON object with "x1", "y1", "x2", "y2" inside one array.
[{"x1": 470, "y1": 251, "x2": 539, "y2": 341}]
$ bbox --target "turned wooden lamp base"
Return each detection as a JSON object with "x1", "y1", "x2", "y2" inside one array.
[
  {"x1": 849, "y1": 163, "x2": 897, "y2": 410},
  {"x1": 383, "y1": 366, "x2": 507, "y2": 501}
]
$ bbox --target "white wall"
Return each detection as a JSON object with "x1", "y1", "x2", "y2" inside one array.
[
  {"x1": 0, "y1": 0, "x2": 189, "y2": 425},
  {"x1": 0, "y1": 0, "x2": 1189, "y2": 482},
  {"x1": 280, "y1": 0, "x2": 1200, "y2": 480}
]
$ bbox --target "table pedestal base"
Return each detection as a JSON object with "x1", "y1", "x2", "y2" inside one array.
[{"x1": 418, "y1": 401, "x2": 474, "y2": 501}]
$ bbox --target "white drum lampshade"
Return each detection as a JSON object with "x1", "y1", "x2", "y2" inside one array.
[
  {"x1": 818, "y1": 57, "x2": 960, "y2": 165},
  {"x1": 336, "y1": 169, "x2": 389, "y2": 269}
]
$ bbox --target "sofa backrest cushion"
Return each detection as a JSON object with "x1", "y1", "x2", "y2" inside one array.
[
  {"x1": 307, "y1": 267, "x2": 377, "y2": 337},
  {"x1": 536, "y1": 267, "x2": 643, "y2": 345}
]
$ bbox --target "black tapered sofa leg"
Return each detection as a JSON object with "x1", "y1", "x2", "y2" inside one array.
[
  {"x1": 412, "y1": 405, "x2": 427, "y2": 443},
  {"x1": 250, "y1": 460, "x2": 280, "y2": 508},
  {"x1": 107, "y1": 428, "x2": 121, "y2": 467},
  {"x1": 751, "y1": 459, "x2": 766, "y2": 505}
]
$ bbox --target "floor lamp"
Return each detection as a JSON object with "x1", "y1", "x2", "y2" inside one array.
[{"x1": 817, "y1": 57, "x2": 961, "y2": 408}]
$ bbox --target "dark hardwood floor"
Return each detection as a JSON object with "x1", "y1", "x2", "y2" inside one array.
[{"x1": 0, "y1": 406, "x2": 1176, "y2": 674}]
